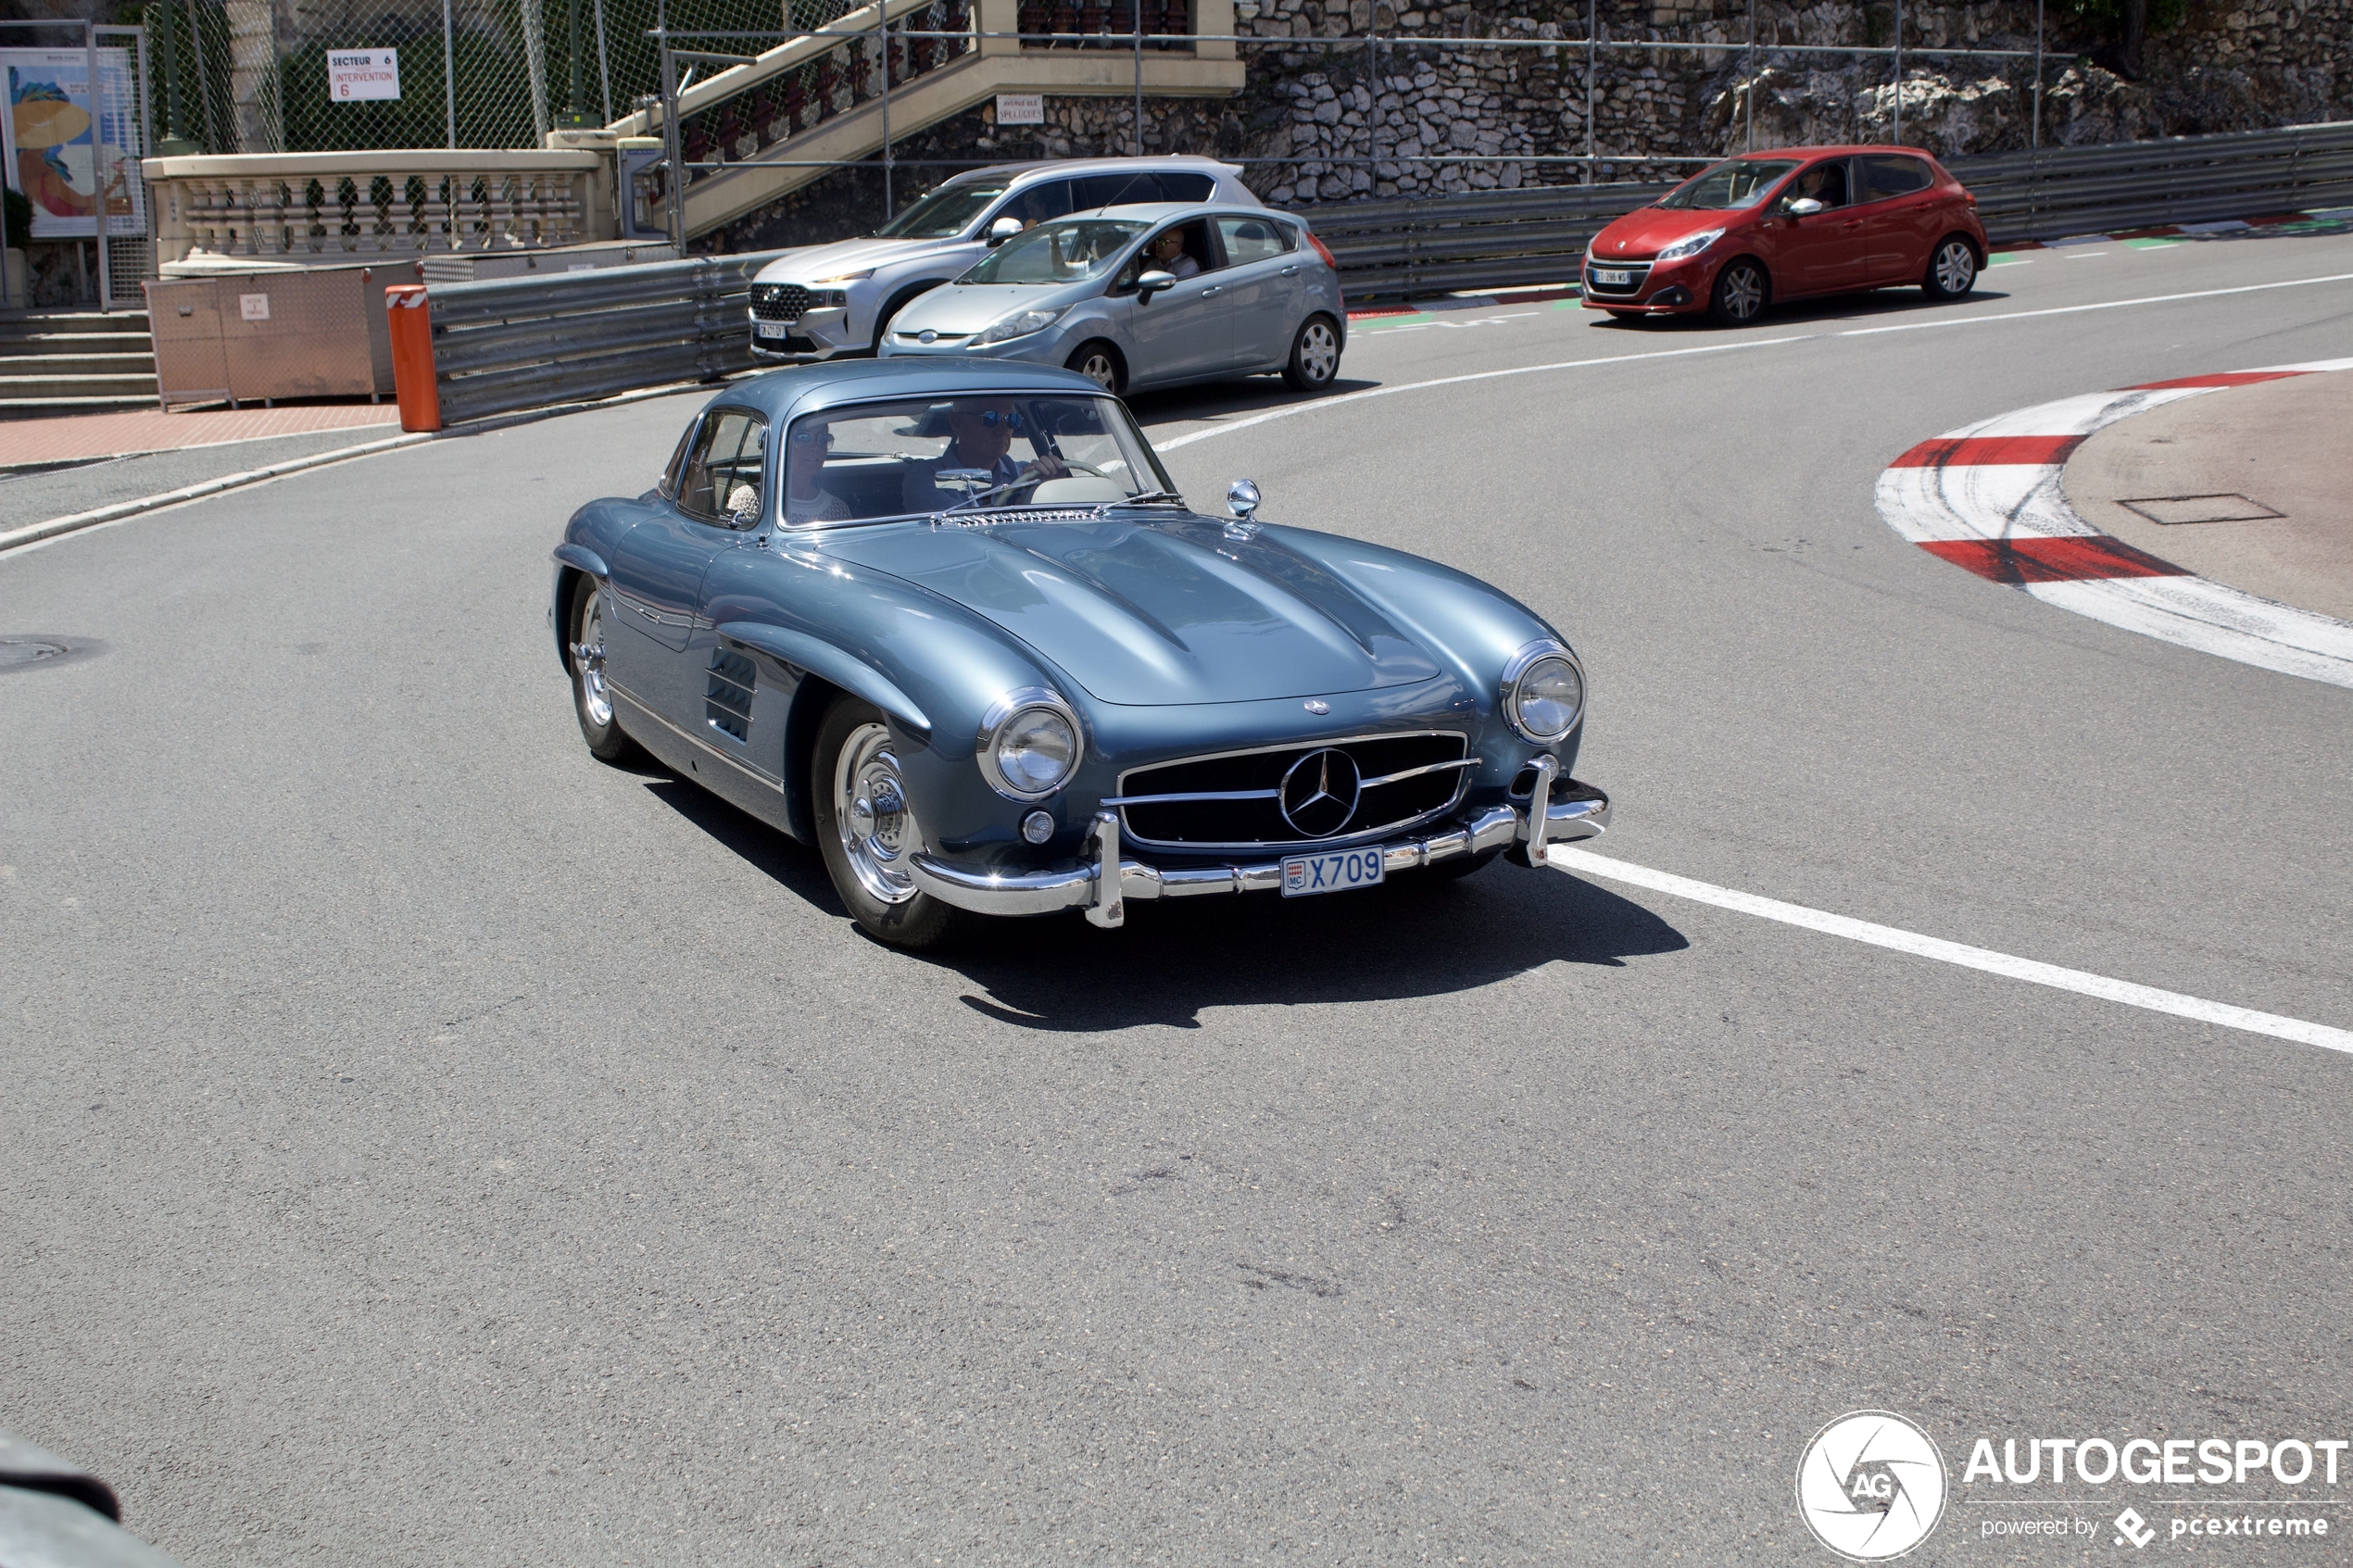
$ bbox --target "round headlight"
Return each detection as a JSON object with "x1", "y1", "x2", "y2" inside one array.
[
  {"x1": 1503, "y1": 643, "x2": 1585, "y2": 743},
  {"x1": 978, "y1": 688, "x2": 1084, "y2": 801}
]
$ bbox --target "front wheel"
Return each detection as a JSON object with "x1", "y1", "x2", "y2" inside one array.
[
  {"x1": 568, "y1": 578, "x2": 640, "y2": 763},
  {"x1": 811, "y1": 695, "x2": 963, "y2": 949},
  {"x1": 1708, "y1": 258, "x2": 1769, "y2": 326},
  {"x1": 1282, "y1": 315, "x2": 1342, "y2": 391},
  {"x1": 1922, "y1": 235, "x2": 1979, "y2": 301},
  {"x1": 1065, "y1": 340, "x2": 1124, "y2": 393}
]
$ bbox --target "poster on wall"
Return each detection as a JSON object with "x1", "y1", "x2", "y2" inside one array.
[{"x1": 2, "y1": 47, "x2": 145, "y2": 240}]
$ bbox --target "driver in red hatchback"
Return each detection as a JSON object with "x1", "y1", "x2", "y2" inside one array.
[{"x1": 1579, "y1": 145, "x2": 1988, "y2": 327}]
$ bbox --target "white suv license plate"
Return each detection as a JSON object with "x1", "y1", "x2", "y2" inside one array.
[
  {"x1": 1592, "y1": 268, "x2": 1631, "y2": 285},
  {"x1": 1282, "y1": 847, "x2": 1387, "y2": 897}
]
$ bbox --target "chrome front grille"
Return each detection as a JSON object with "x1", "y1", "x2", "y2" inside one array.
[
  {"x1": 1113, "y1": 732, "x2": 1472, "y2": 853},
  {"x1": 750, "y1": 283, "x2": 812, "y2": 321},
  {"x1": 1582, "y1": 259, "x2": 1653, "y2": 296}
]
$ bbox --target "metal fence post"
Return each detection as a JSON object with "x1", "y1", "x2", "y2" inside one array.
[
  {"x1": 2032, "y1": 0, "x2": 2043, "y2": 149},
  {"x1": 444, "y1": 0, "x2": 458, "y2": 146},
  {"x1": 1891, "y1": 0, "x2": 1902, "y2": 144}
]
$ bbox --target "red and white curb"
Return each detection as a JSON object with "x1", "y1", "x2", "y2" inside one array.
[{"x1": 1873, "y1": 358, "x2": 2353, "y2": 688}]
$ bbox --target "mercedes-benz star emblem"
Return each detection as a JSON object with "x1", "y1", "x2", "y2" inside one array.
[{"x1": 1279, "y1": 747, "x2": 1361, "y2": 838}]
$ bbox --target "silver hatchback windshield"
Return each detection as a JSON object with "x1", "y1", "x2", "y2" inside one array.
[
  {"x1": 960, "y1": 219, "x2": 1149, "y2": 285},
  {"x1": 779, "y1": 393, "x2": 1177, "y2": 527}
]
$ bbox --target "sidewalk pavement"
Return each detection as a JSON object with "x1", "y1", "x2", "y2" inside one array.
[
  {"x1": 1, "y1": 403, "x2": 398, "y2": 471},
  {"x1": 2063, "y1": 370, "x2": 2353, "y2": 621}
]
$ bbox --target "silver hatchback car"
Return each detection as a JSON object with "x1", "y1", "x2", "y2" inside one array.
[{"x1": 876, "y1": 204, "x2": 1346, "y2": 395}]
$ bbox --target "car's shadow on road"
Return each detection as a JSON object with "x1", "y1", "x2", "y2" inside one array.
[{"x1": 641, "y1": 771, "x2": 1687, "y2": 1031}]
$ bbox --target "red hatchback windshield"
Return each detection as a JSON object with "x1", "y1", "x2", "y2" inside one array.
[{"x1": 1657, "y1": 158, "x2": 1800, "y2": 210}]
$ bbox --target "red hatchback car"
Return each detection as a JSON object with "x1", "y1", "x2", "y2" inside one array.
[{"x1": 1580, "y1": 145, "x2": 1988, "y2": 325}]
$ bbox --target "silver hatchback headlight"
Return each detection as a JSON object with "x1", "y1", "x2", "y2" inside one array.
[
  {"x1": 1501, "y1": 640, "x2": 1586, "y2": 744},
  {"x1": 977, "y1": 687, "x2": 1084, "y2": 800}
]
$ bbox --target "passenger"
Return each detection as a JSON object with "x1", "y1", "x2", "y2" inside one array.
[
  {"x1": 900, "y1": 398, "x2": 1068, "y2": 512},
  {"x1": 1146, "y1": 228, "x2": 1201, "y2": 280},
  {"x1": 784, "y1": 420, "x2": 851, "y2": 524}
]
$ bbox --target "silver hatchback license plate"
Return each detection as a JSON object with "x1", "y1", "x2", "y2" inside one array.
[
  {"x1": 1282, "y1": 847, "x2": 1387, "y2": 897},
  {"x1": 1592, "y1": 268, "x2": 1631, "y2": 285}
]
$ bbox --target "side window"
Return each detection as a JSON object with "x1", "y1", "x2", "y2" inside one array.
[
  {"x1": 677, "y1": 409, "x2": 768, "y2": 525},
  {"x1": 999, "y1": 178, "x2": 1074, "y2": 231},
  {"x1": 1158, "y1": 172, "x2": 1215, "y2": 202},
  {"x1": 1075, "y1": 170, "x2": 1167, "y2": 208},
  {"x1": 1214, "y1": 215, "x2": 1291, "y2": 266},
  {"x1": 1864, "y1": 155, "x2": 1934, "y2": 203},
  {"x1": 1780, "y1": 158, "x2": 1851, "y2": 210}
]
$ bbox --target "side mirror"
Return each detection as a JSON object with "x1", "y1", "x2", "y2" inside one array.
[
  {"x1": 1785, "y1": 196, "x2": 1825, "y2": 217},
  {"x1": 1227, "y1": 478, "x2": 1260, "y2": 521},
  {"x1": 1136, "y1": 269, "x2": 1176, "y2": 295},
  {"x1": 987, "y1": 216, "x2": 1023, "y2": 245}
]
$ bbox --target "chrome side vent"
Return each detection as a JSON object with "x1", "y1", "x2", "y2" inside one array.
[{"x1": 705, "y1": 648, "x2": 757, "y2": 742}]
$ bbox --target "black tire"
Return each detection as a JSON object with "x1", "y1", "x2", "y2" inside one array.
[
  {"x1": 567, "y1": 577, "x2": 641, "y2": 763},
  {"x1": 1282, "y1": 314, "x2": 1342, "y2": 392},
  {"x1": 811, "y1": 694, "x2": 963, "y2": 949},
  {"x1": 1065, "y1": 340, "x2": 1124, "y2": 394},
  {"x1": 1922, "y1": 234, "x2": 1980, "y2": 301},
  {"x1": 1423, "y1": 848, "x2": 1502, "y2": 883},
  {"x1": 1707, "y1": 257, "x2": 1770, "y2": 326}
]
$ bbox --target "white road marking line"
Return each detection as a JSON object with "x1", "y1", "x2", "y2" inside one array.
[
  {"x1": 1550, "y1": 848, "x2": 2353, "y2": 1054},
  {"x1": 1157, "y1": 335, "x2": 1807, "y2": 449},
  {"x1": 1838, "y1": 270, "x2": 2353, "y2": 336}
]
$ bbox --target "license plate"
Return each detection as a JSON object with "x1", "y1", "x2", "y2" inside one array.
[
  {"x1": 1592, "y1": 268, "x2": 1631, "y2": 285},
  {"x1": 1281, "y1": 847, "x2": 1387, "y2": 897},
  {"x1": 755, "y1": 322, "x2": 789, "y2": 338}
]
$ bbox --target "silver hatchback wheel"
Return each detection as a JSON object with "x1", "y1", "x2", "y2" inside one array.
[
  {"x1": 1283, "y1": 316, "x2": 1340, "y2": 390},
  {"x1": 1927, "y1": 237, "x2": 1978, "y2": 299},
  {"x1": 833, "y1": 721, "x2": 920, "y2": 906}
]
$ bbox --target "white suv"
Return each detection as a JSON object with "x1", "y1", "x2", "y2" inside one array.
[{"x1": 746, "y1": 156, "x2": 1262, "y2": 363}]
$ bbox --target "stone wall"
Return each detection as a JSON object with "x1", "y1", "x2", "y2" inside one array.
[{"x1": 700, "y1": 0, "x2": 2350, "y2": 248}]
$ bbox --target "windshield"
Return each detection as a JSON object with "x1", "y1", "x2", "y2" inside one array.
[
  {"x1": 874, "y1": 180, "x2": 1010, "y2": 239},
  {"x1": 1657, "y1": 158, "x2": 1800, "y2": 210},
  {"x1": 778, "y1": 394, "x2": 1178, "y2": 527},
  {"x1": 959, "y1": 219, "x2": 1148, "y2": 285}
]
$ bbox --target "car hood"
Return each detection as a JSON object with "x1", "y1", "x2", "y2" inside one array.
[
  {"x1": 1590, "y1": 206, "x2": 1747, "y2": 261},
  {"x1": 891, "y1": 282, "x2": 1079, "y2": 335},
  {"x1": 818, "y1": 514, "x2": 1445, "y2": 706},
  {"x1": 755, "y1": 233, "x2": 972, "y2": 282}
]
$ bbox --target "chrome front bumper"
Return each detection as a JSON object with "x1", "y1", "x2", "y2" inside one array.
[{"x1": 908, "y1": 767, "x2": 1609, "y2": 928}]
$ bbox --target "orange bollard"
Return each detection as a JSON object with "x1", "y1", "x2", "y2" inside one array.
[{"x1": 386, "y1": 284, "x2": 442, "y2": 433}]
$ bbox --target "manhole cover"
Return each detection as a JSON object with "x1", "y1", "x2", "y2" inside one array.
[
  {"x1": 2119, "y1": 493, "x2": 2285, "y2": 526},
  {"x1": 0, "y1": 635, "x2": 104, "y2": 673}
]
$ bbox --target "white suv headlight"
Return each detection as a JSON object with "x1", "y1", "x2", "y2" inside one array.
[
  {"x1": 1655, "y1": 227, "x2": 1725, "y2": 262},
  {"x1": 977, "y1": 688, "x2": 1084, "y2": 800},
  {"x1": 1501, "y1": 641, "x2": 1586, "y2": 744},
  {"x1": 972, "y1": 306, "x2": 1068, "y2": 346}
]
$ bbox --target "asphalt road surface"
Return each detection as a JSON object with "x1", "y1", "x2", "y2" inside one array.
[{"x1": 5, "y1": 227, "x2": 2350, "y2": 1566}]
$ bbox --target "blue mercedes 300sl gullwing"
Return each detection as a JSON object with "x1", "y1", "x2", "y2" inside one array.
[{"x1": 551, "y1": 359, "x2": 1608, "y2": 948}]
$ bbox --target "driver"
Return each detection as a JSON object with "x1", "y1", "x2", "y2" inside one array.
[
  {"x1": 900, "y1": 397, "x2": 1068, "y2": 511},
  {"x1": 1146, "y1": 228, "x2": 1201, "y2": 280},
  {"x1": 784, "y1": 420, "x2": 851, "y2": 524}
]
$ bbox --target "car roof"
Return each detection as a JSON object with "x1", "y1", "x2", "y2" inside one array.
[
  {"x1": 707, "y1": 358, "x2": 1110, "y2": 424},
  {"x1": 938, "y1": 155, "x2": 1242, "y2": 190}
]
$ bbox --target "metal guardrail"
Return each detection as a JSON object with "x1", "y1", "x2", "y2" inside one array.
[
  {"x1": 1298, "y1": 119, "x2": 2353, "y2": 300},
  {"x1": 415, "y1": 247, "x2": 786, "y2": 423}
]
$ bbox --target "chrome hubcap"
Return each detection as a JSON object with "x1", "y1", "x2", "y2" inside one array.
[
  {"x1": 573, "y1": 585, "x2": 612, "y2": 728},
  {"x1": 1299, "y1": 321, "x2": 1338, "y2": 381},
  {"x1": 1936, "y1": 242, "x2": 1975, "y2": 293},
  {"x1": 1722, "y1": 266, "x2": 1763, "y2": 319},
  {"x1": 1078, "y1": 352, "x2": 1115, "y2": 389},
  {"x1": 834, "y1": 721, "x2": 919, "y2": 905}
]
